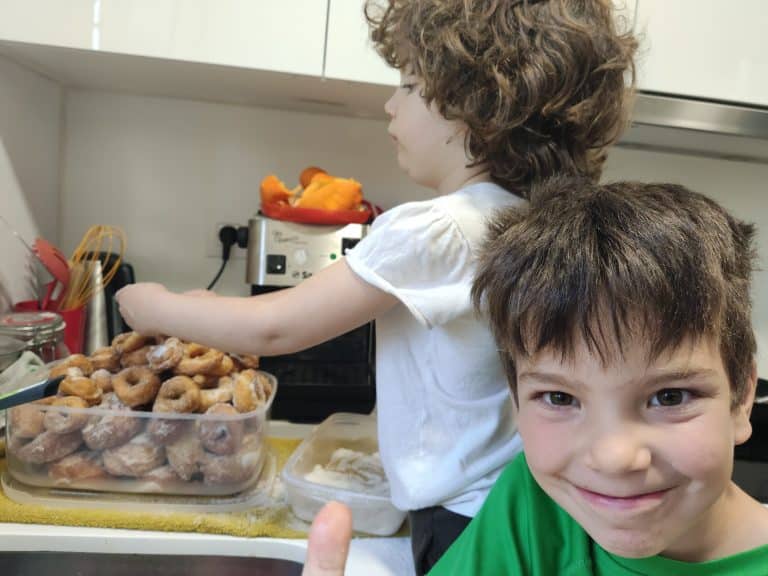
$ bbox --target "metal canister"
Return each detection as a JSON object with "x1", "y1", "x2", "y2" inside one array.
[{"x1": 0, "y1": 311, "x2": 69, "y2": 363}]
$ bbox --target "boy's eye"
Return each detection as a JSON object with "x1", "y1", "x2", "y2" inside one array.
[
  {"x1": 542, "y1": 391, "x2": 577, "y2": 407},
  {"x1": 649, "y1": 388, "x2": 691, "y2": 407}
]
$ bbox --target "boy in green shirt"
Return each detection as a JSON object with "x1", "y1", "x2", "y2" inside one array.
[{"x1": 429, "y1": 177, "x2": 768, "y2": 574}]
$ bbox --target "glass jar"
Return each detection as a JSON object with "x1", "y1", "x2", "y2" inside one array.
[{"x1": 0, "y1": 311, "x2": 69, "y2": 363}]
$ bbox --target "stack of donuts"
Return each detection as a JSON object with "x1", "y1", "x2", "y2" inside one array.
[{"x1": 6, "y1": 332, "x2": 276, "y2": 496}]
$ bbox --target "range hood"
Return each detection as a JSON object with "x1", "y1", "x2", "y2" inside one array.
[{"x1": 632, "y1": 92, "x2": 768, "y2": 140}]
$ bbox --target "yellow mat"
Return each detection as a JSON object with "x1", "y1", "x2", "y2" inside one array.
[{"x1": 0, "y1": 437, "x2": 310, "y2": 539}]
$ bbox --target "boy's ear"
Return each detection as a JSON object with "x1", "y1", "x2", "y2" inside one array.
[{"x1": 733, "y1": 362, "x2": 758, "y2": 446}]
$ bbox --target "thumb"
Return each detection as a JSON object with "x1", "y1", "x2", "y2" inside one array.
[{"x1": 302, "y1": 501, "x2": 353, "y2": 576}]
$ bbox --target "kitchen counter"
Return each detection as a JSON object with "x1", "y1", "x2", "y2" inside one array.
[{"x1": 0, "y1": 420, "x2": 417, "y2": 575}]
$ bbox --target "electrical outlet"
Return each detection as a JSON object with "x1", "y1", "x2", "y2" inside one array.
[{"x1": 207, "y1": 222, "x2": 247, "y2": 259}]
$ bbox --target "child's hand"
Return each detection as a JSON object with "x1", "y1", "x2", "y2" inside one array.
[
  {"x1": 181, "y1": 289, "x2": 218, "y2": 298},
  {"x1": 115, "y1": 282, "x2": 169, "y2": 335},
  {"x1": 301, "y1": 501, "x2": 353, "y2": 576}
]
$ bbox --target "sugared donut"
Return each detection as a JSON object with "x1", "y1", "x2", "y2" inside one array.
[
  {"x1": 82, "y1": 393, "x2": 143, "y2": 450},
  {"x1": 153, "y1": 376, "x2": 200, "y2": 414},
  {"x1": 199, "y1": 383, "x2": 234, "y2": 412},
  {"x1": 11, "y1": 430, "x2": 83, "y2": 464},
  {"x1": 91, "y1": 368, "x2": 113, "y2": 393},
  {"x1": 59, "y1": 376, "x2": 102, "y2": 405},
  {"x1": 43, "y1": 396, "x2": 89, "y2": 433},
  {"x1": 90, "y1": 346, "x2": 121, "y2": 372},
  {"x1": 232, "y1": 370, "x2": 272, "y2": 413},
  {"x1": 232, "y1": 353, "x2": 260, "y2": 370},
  {"x1": 49, "y1": 451, "x2": 106, "y2": 481},
  {"x1": 199, "y1": 403, "x2": 243, "y2": 455},
  {"x1": 200, "y1": 434, "x2": 262, "y2": 485},
  {"x1": 119, "y1": 345, "x2": 153, "y2": 368},
  {"x1": 113, "y1": 366, "x2": 161, "y2": 408},
  {"x1": 207, "y1": 354, "x2": 234, "y2": 377},
  {"x1": 112, "y1": 331, "x2": 149, "y2": 354},
  {"x1": 8, "y1": 400, "x2": 52, "y2": 438},
  {"x1": 49, "y1": 354, "x2": 94, "y2": 378},
  {"x1": 102, "y1": 433, "x2": 165, "y2": 477},
  {"x1": 166, "y1": 429, "x2": 205, "y2": 481},
  {"x1": 176, "y1": 344, "x2": 224, "y2": 376},
  {"x1": 147, "y1": 337, "x2": 184, "y2": 372}
]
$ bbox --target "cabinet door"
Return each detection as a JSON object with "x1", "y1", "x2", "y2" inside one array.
[
  {"x1": 98, "y1": 0, "x2": 327, "y2": 76},
  {"x1": 636, "y1": 0, "x2": 767, "y2": 106},
  {"x1": 324, "y1": 0, "x2": 400, "y2": 85},
  {"x1": 0, "y1": 0, "x2": 93, "y2": 49},
  {"x1": 324, "y1": 0, "x2": 635, "y2": 86}
]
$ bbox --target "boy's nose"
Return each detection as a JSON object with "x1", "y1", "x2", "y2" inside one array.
[{"x1": 584, "y1": 426, "x2": 652, "y2": 474}]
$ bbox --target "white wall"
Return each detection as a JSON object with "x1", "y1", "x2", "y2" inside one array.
[
  {"x1": 0, "y1": 55, "x2": 62, "y2": 312},
  {"x1": 59, "y1": 90, "x2": 768, "y2": 377},
  {"x1": 59, "y1": 90, "x2": 430, "y2": 295}
]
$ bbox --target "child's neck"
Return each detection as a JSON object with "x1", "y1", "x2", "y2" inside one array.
[
  {"x1": 435, "y1": 168, "x2": 492, "y2": 196},
  {"x1": 663, "y1": 482, "x2": 768, "y2": 561}
]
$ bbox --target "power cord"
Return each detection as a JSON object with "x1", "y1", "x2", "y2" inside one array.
[{"x1": 206, "y1": 225, "x2": 250, "y2": 290}]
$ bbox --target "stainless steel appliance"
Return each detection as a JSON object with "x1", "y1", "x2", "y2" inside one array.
[{"x1": 246, "y1": 215, "x2": 375, "y2": 422}]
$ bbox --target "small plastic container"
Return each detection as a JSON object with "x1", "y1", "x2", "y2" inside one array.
[
  {"x1": 281, "y1": 412, "x2": 405, "y2": 536},
  {"x1": 4, "y1": 372, "x2": 277, "y2": 498}
]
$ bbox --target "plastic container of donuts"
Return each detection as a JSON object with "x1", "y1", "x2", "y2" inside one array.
[
  {"x1": 2, "y1": 337, "x2": 277, "y2": 498},
  {"x1": 281, "y1": 412, "x2": 405, "y2": 536}
]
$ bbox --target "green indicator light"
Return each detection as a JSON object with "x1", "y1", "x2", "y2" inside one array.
[{"x1": 330, "y1": 253, "x2": 337, "y2": 260}]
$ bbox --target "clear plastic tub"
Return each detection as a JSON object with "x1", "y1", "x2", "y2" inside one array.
[
  {"x1": 281, "y1": 412, "x2": 406, "y2": 536},
  {"x1": 4, "y1": 372, "x2": 276, "y2": 498}
]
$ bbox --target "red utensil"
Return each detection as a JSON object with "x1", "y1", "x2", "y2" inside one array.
[{"x1": 33, "y1": 237, "x2": 70, "y2": 310}]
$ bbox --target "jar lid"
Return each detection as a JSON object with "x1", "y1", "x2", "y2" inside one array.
[
  {"x1": 0, "y1": 311, "x2": 65, "y2": 340},
  {"x1": 0, "y1": 334, "x2": 26, "y2": 356}
]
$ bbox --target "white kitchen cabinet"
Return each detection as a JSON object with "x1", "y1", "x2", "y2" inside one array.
[
  {"x1": 0, "y1": 0, "x2": 328, "y2": 77},
  {"x1": 324, "y1": 0, "x2": 399, "y2": 85},
  {"x1": 323, "y1": 0, "x2": 636, "y2": 87},
  {"x1": 98, "y1": 0, "x2": 327, "y2": 76},
  {"x1": 635, "y1": 0, "x2": 768, "y2": 107},
  {"x1": 0, "y1": 0, "x2": 93, "y2": 50}
]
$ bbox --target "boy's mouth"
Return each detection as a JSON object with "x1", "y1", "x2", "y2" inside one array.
[{"x1": 575, "y1": 485, "x2": 672, "y2": 511}]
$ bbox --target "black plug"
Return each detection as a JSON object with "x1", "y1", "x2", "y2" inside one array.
[
  {"x1": 218, "y1": 225, "x2": 238, "y2": 260},
  {"x1": 236, "y1": 225, "x2": 249, "y2": 250}
]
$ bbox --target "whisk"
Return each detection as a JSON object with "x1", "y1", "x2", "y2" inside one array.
[{"x1": 59, "y1": 225, "x2": 127, "y2": 311}]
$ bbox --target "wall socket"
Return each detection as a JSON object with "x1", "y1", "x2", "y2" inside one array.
[{"x1": 206, "y1": 222, "x2": 247, "y2": 259}]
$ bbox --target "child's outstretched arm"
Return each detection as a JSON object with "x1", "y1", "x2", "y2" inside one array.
[{"x1": 115, "y1": 260, "x2": 398, "y2": 355}]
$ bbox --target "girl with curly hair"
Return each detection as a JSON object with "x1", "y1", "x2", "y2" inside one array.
[{"x1": 117, "y1": 2, "x2": 636, "y2": 571}]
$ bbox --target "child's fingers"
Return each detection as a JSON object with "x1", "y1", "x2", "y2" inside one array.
[{"x1": 302, "y1": 501, "x2": 353, "y2": 576}]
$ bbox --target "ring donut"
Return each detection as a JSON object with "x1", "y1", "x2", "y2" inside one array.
[
  {"x1": 199, "y1": 403, "x2": 243, "y2": 455},
  {"x1": 232, "y1": 370, "x2": 272, "y2": 413},
  {"x1": 82, "y1": 393, "x2": 144, "y2": 450},
  {"x1": 49, "y1": 451, "x2": 106, "y2": 482},
  {"x1": 199, "y1": 382, "x2": 234, "y2": 412},
  {"x1": 59, "y1": 376, "x2": 103, "y2": 405},
  {"x1": 176, "y1": 344, "x2": 224, "y2": 376},
  {"x1": 207, "y1": 354, "x2": 234, "y2": 377},
  {"x1": 8, "y1": 400, "x2": 53, "y2": 439},
  {"x1": 112, "y1": 331, "x2": 150, "y2": 354},
  {"x1": 49, "y1": 354, "x2": 94, "y2": 378},
  {"x1": 113, "y1": 366, "x2": 161, "y2": 408},
  {"x1": 147, "y1": 337, "x2": 184, "y2": 372},
  {"x1": 232, "y1": 353, "x2": 260, "y2": 370},
  {"x1": 90, "y1": 346, "x2": 121, "y2": 372},
  {"x1": 153, "y1": 376, "x2": 201, "y2": 413},
  {"x1": 120, "y1": 345, "x2": 153, "y2": 368},
  {"x1": 10, "y1": 430, "x2": 83, "y2": 464},
  {"x1": 43, "y1": 396, "x2": 90, "y2": 433},
  {"x1": 166, "y1": 428, "x2": 205, "y2": 481},
  {"x1": 200, "y1": 434, "x2": 262, "y2": 485},
  {"x1": 102, "y1": 433, "x2": 165, "y2": 477},
  {"x1": 91, "y1": 368, "x2": 113, "y2": 393}
]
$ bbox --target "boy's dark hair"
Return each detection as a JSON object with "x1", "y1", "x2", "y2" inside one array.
[
  {"x1": 365, "y1": 0, "x2": 637, "y2": 198},
  {"x1": 472, "y1": 177, "x2": 757, "y2": 407}
]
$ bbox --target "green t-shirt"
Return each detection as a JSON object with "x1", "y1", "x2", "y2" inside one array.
[{"x1": 430, "y1": 453, "x2": 768, "y2": 575}]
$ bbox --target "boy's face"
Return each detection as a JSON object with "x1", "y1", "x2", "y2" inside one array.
[
  {"x1": 515, "y1": 335, "x2": 755, "y2": 560},
  {"x1": 384, "y1": 71, "x2": 471, "y2": 193}
]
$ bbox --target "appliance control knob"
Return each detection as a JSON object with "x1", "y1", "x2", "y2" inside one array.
[{"x1": 293, "y1": 248, "x2": 308, "y2": 265}]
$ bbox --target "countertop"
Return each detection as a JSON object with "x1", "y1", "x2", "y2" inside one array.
[{"x1": 0, "y1": 420, "x2": 417, "y2": 575}]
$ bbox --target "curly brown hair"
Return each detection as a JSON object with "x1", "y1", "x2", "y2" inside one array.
[
  {"x1": 472, "y1": 177, "x2": 757, "y2": 408},
  {"x1": 365, "y1": 0, "x2": 637, "y2": 198}
]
